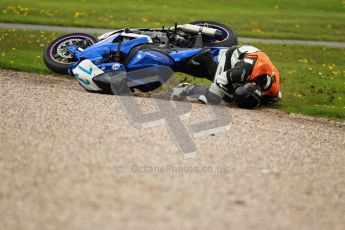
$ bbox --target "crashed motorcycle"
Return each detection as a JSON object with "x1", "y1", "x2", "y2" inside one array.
[{"x1": 43, "y1": 21, "x2": 238, "y2": 92}]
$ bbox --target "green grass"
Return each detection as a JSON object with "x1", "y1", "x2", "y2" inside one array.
[
  {"x1": 252, "y1": 43, "x2": 345, "y2": 119},
  {"x1": 0, "y1": 29, "x2": 62, "y2": 73},
  {"x1": 1, "y1": 29, "x2": 345, "y2": 119},
  {"x1": 0, "y1": 0, "x2": 345, "y2": 41}
]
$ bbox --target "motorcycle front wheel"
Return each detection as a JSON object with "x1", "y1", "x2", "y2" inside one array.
[{"x1": 43, "y1": 33, "x2": 98, "y2": 75}]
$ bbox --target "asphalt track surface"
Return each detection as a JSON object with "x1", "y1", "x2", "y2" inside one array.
[
  {"x1": 1, "y1": 22, "x2": 345, "y2": 48},
  {"x1": 1, "y1": 69, "x2": 345, "y2": 229}
]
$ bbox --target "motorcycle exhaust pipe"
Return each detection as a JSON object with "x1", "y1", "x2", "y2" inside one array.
[{"x1": 177, "y1": 24, "x2": 223, "y2": 38}]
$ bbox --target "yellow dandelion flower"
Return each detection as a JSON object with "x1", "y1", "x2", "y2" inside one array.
[
  {"x1": 298, "y1": 58, "x2": 308, "y2": 64},
  {"x1": 74, "y1": 11, "x2": 81, "y2": 18},
  {"x1": 252, "y1": 28, "x2": 264, "y2": 34},
  {"x1": 141, "y1": 17, "x2": 149, "y2": 23}
]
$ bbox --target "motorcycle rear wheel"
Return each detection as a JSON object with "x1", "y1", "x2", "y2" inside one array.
[{"x1": 188, "y1": 21, "x2": 238, "y2": 47}]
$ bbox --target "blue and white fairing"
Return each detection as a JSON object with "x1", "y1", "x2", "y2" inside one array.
[
  {"x1": 70, "y1": 33, "x2": 153, "y2": 91},
  {"x1": 69, "y1": 32, "x2": 229, "y2": 92}
]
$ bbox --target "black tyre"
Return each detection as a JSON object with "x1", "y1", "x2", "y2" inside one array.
[
  {"x1": 188, "y1": 21, "x2": 238, "y2": 47},
  {"x1": 43, "y1": 33, "x2": 98, "y2": 75}
]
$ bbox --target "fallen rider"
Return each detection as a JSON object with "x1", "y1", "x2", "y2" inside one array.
[{"x1": 171, "y1": 45, "x2": 282, "y2": 109}]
